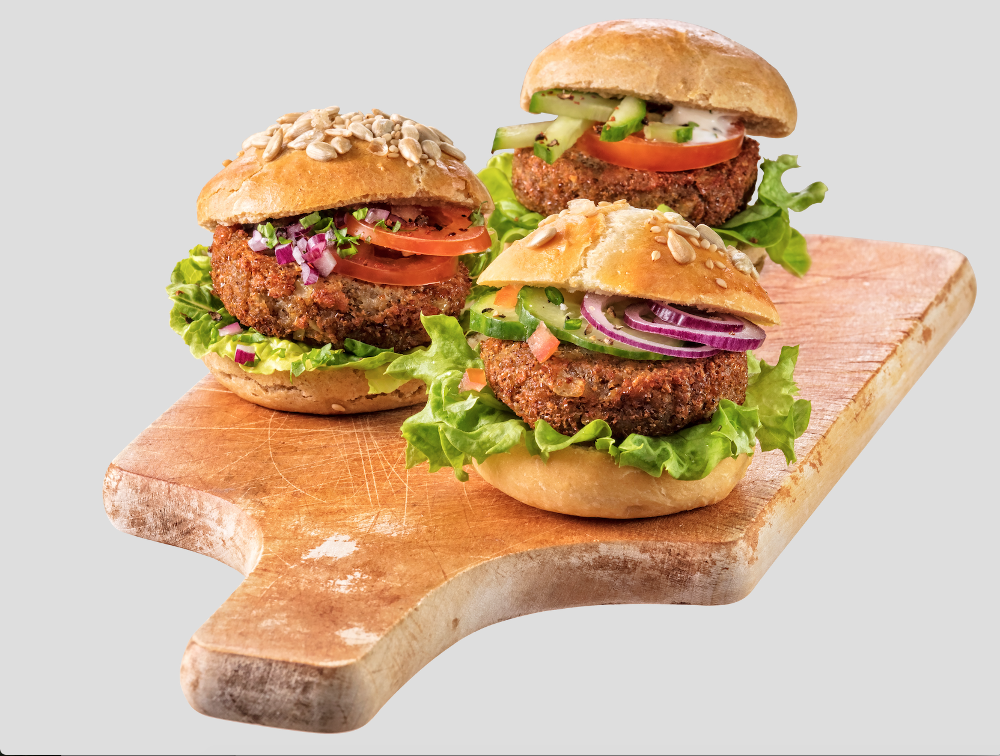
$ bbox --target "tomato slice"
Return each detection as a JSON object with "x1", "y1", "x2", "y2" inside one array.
[
  {"x1": 576, "y1": 124, "x2": 745, "y2": 172},
  {"x1": 345, "y1": 205, "x2": 491, "y2": 256},
  {"x1": 333, "y1": 243, "x2": 458, "y2": 285}
]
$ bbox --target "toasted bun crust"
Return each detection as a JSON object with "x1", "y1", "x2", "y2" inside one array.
[
  {"x1": 520, "y1": 19, "x2": 796, "y2": 138},
  {"x1": 197, "y1": 145, "x2": 493, "y2": 230},
  {"x1": 474, "y1": 444, "x2": 752, "y2": 519},
  {"x1": 202, "y1": 352, "x2": 425, "y2": 415},
  {"x1": 477, "y1": 202, "x2": 780, "y2": 326}
]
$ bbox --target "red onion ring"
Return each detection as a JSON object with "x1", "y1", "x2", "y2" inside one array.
[
  {"x1": 625, "y1": 303, "x2": 765, "y2": 351},
  {"x1": 580, "y1": 293, "x2": 720, "y2": 359},
  {"x1": 648, "y1": 302, "x2": 747, "y2": 333}
]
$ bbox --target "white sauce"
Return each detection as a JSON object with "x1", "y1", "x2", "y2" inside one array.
[{"x1": 648, "y1": 104, "x2": 737, "y2": 143}]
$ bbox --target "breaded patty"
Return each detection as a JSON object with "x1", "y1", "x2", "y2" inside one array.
[
  {"x1": 210, "y1": 225, "x2": 471, "y2": 352},
  {"x1": 511, "y1": 136, "x2": 760, "y2": 226},
  {"x1": 479, "y1": 338, "x2": 748, "y2": 440}
]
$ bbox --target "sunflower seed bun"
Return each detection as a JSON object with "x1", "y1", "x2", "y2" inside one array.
[
  {"x1": 197, "y1": 110, "x2": 492, "y2": 229},
  {"x1": 477, "y1": 199, "x2": 780, "y2": 326},
  {"x1": 474, "y1": 445, "x2": 752, "y2": 519},
  {"x1": 520, "y1": 19, "x2": 796, "y2": 138}
]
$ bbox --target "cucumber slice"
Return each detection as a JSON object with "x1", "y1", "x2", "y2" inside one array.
[
  {"x1": 528, "y1": 89, "x2": 617, "y2": 121},
  {"x1": 516, "y1": 287, "x2": 673, "y2": 360},
  {"x1": 467, "y1": 289, "x2": 528, "y2": 340},
  {"x1": 533, "y1": 116, "x2": 593, "y2": 164},
  {"x1": 492, "y1": 122, "x2": 550, "y2": 152},
  {"x1": 600, "y1": 96, "x2": 646, "y2": 142},
  {"x1": 643, "y1": 121, "x2": 695, "y2": 144}
]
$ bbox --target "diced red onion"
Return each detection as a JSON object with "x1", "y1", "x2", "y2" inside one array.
[
  {"x1": 248, "y1": 230, "x2": 269, "y2": 252},
  {"x1": 333, "y1": 211, "x2": 347, "y2": 227},
  {"x1": 286, "y1": 222, "x2": 304, "y2": 240},
  {"x1": 312, "y1": 249, "x2": 336, "y2": 277},
  {"x1": 303, "y1": 233, "x2": 327, "y2": 262},
  {"x1": 234, "y1": 344, "x2": 256, "y2": 365},
  {"x1": 292, "y1": 247, "x2": 305, "y2": 264},
  {"x1": 625, "y1": 303, "x2": 765, "y2": 351},
  {"x1": 300, "y1": 263, "x2": 319, "y2": 285},
  {"x1": 275, "y1": 243, "x2": 295, "y2": 265},
  {"x1": 648, "y1": 302, "x2": 752, "y2": 334},
  {"x1": 296, "y1": 237, "x2": 308, "y2": 251},
  {"x1": 580, "y1": 293, "x2": 719, "y2": 359},
  {"x1": 365, "y1": 207, "x2": 390, "y2": 223},
  {"x1": 217, "y1": 322, "x2": 243, "y2": 336}
]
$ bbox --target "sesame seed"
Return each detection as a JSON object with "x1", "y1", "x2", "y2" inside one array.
[
  {"x1": 716, "y1": 278, "x2": 727, "y2": 288},
  {"x1": 651, "y1": 250, "x2": 661, "y2": 261},
  {"x1": 649, "y1": 226, "x2": 661, "y2": 233},
  {"x1": 654, "y1": 235, "x2": 668, "y2": 244}
]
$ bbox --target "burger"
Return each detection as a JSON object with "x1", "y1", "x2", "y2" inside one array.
[
  {"x1": 485, "y1": 19, "x2": 827, "y2": 277},
  {"x1": 386, "y1": 199, "x2": 810, "y2": 518},
  {"x1": 167, "y1": 106, "x2": 495, "y2": 414}
]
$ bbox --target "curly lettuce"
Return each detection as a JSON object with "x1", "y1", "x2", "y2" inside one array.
[
  {"x1": 167, "y1": 245, "x2": 412, "y2": 394},
  {"x1": 387, "y1": 315, "x2": 811, "y2": 482},
  {"x1": 712, "y1": 155, "x2": 827, "y2": 277}
]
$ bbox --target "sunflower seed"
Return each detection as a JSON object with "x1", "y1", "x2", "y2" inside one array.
[
  {"x1": 421, "y1": 139, "x2": 442, "y2": 160},
  {"x1": 307, "y1": 141, "x2": 339, "y2": 161},
  {"x1": 598, "y1": 201, "x2": 611, "y2": 206},
  {"x1": 369, "y1": 140, "x2": 389, "y2": 156},
  {"x1": 429, "y1": 126, "x2": 453, "y2": 145},
  {"x1": 321, "y1": 106, "x2": 340, "y2": 117},
  {"x1": 387, "y1": 150, "x2": 400, "y2": 158},
  {"x1": 312, "y1": 110, "x2": 332, "y2": 130},
  {"x1": 372, "y1": 117, "x2": 393, "y2": 137},
  {"x1": 525, "y1": 225, "x2": 558, "y2": 248},
  {"x1": 388, "y1": 144, "x2": 399, "y2": 153},
  {"x1": 715, "y1": 278, "x2": 728, "y2": 288},
  {"x1": 265, "y1": 124, "x2": 281, "y2": 136},
  {"x1": 439, "y1": 143, "x2": 466, "y2": 161},
  {"x1": 262, "y1": 129, "x2": 284, "y2": 162},
  {"x1": 325, "y1": 128, "x2": 351, "y2": 138},
  {"x1": 667, "y1": 230, "x2": 697, "y2": 263},
  {"x1": 288, "y1": 129, "x2": 318, "y2": 149},
  {"x1": 614, "y1": 198, "x2": 629, "y2": 205},
  {"x1": 727, "y1": 249, "x2": 756, "y2": 276},
  {"x1": 696, "y1": 224, "x2": 725, "y2": 249},
  {"x1": 349, "y1": 121, "x2": 373, "y2": 141},
  {"x1": 401, "y1": 124, "x2": 421, "y2": 141},
  {"x1": 566, "y1": 198, "x2": 597, "y2": 216},
  {"x1": 222, "y1": 159, "x2": 232, "y2": 167},
  {"x1": 667, "y1": 223, "x2": 700, "y2": 239},
  {"x1": 390, "y1": 113, "x2": 403, "y2": 123},
  {"x1": 285, "y1": 120, "x2": 312, "y2": 142},
  {"x1": 399, "y1": 137, "x2": 422, "y2": 162},
  {"x1": 292, "y1": 111, "x2": 314, "y2": 129},
  {"x1": 277, "y1": 112, "x2": 303, "y2": 124},
  {"x1": 415, "y1": 123, "x2": 438, "y2": 142},
  {"x1": 243, "y1": 131, "x2": 270, "y2": 150},
  {"x1": 331, "y1": 136, "x2": 352, "y2": 154}
]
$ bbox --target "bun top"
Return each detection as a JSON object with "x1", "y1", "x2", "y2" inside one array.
[
  {"x1": 520, "y1": 19, "x2": 796, "y2": 138},
  {"x1": 477, "y1": 200, "x2": 780, "y2": 326},
  {"x1": 197, "y1": 108, "x2": 492, "y2": 229}
]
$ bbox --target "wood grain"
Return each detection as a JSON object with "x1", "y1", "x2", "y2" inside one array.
[{"x1": 104, "y1": 235, "x2": 975, "y2": 732}]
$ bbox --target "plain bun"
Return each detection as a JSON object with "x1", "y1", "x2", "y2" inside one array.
[
  {"x1": 202, "y1": 352, "x2": 425, "y2": 415},
  {"x1": 474, "y1": 444, "x2": 752, "y2": 519},
  {"x1": 197, "y1": 142, "x2": 493, "y2": 230},
  {"x1": 477, "y1": 203, "x2": 780, "y2": 326},
  {"x1": 520, "y1": 19, "x2": 796, "y2": 138}
]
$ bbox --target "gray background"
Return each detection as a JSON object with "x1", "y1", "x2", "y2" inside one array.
[{"x1": 2, "y1": 1, "x2": 996, "y2": 753}]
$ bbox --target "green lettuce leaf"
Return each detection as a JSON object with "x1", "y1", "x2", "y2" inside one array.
[
  {"x1": 713, "y1": 155, "x2": 827, "y2": 277},
  {"x1": 476, "y1": 153, "x2": 544, "y2": 248},
  {"x1": 390, "y1": 314, "x2": 811, "y2": 481},
  {"x1": 167, "y1": 245, "x2": 412, "y2": 394}
]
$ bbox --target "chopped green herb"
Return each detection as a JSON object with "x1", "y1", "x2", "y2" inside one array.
[
  {"x1": 257, "y1": 222, "x2": 278, "y2": 249},
  {"x1": 352, "y1": 208, "x2": 369, "y2": 221},
  {"x1": 468, "y1": 202, "x2": 487, "y2": 227},
  {"x1": 544, "y1": 287, "x2": 564, "y2": 306},
  {"x1": 564, "y1": 318, "x2": 583, "y2": 330},
  {"x1": 299, "y1": 212, "x2": 322, "y2": 228},
  {"x1": 374, "y1": 219, "x2": 403, "y2": 232}
]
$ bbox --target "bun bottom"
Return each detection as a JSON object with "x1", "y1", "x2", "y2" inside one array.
[
  {"x1": 473, "y1": 444, "x2": 752, "y2": 519},
  {"x1": 202, "y1": 352, "x2": 425, "y2": 415}
]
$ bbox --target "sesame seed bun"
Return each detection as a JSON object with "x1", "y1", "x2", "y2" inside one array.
[
  {"x1": 477, "y1": 202, "x2": 780, "y2": 326},
  {"x1": 520, "y1": 19, "x2": 797, "y2": 138},
  {"x1": 197, "y1": 142, "x2": 493, "y2": 230},
  {"x1": 474, "y1": 444, "x2": 752, "y2": 519},
  {"x1": 201, "y1": 352, "x2": 426, "y2": 415}
]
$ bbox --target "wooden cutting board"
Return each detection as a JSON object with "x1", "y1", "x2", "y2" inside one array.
[{"x1": 104, "y1": 235, "x2": 975, "y2": 733}]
